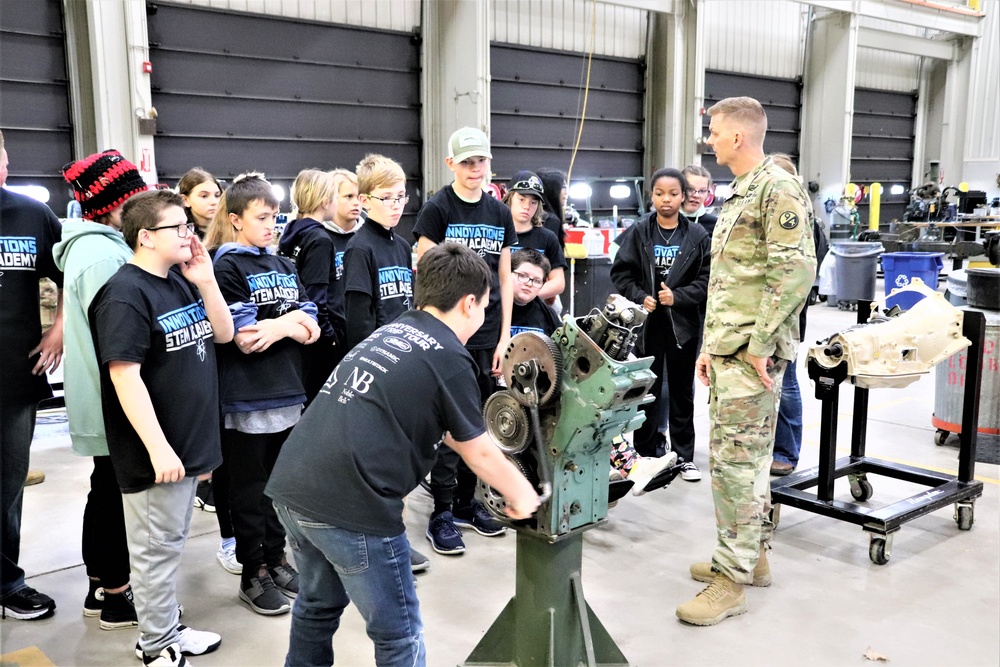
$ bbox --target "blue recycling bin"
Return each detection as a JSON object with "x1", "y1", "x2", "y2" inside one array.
[{"x1": 882, "y1": 252, "x2": 944, "y2": 310}]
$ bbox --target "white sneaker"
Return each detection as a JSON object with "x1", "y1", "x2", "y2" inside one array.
[
  {"x1": 216, "y1": 542, "x2": 242, "y2": 575},
  {"x1": 141, "y1": 643, "x2": 188, "y2": 667},
  {"x1": 628, "y1": 452, "x2": 678, "y2": 496},
  {"x1": 135, "y1": 626, "x2": 220, "y2": 661},
  {"x1": 679, "y1": 461, "x2": 702, "y2": 482}
]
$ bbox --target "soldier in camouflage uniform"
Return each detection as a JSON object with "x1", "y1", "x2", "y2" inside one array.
[{"x1": 676, "y1": 97, "x2": 816, "y2": 626}]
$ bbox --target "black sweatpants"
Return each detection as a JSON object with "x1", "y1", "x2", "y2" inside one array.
[
  {"x1": 222, "y1": 428, "x2": 290, "y2": 571},
  {"x1": 82, "y1": 455, "x2": 131, "y2": 589}
]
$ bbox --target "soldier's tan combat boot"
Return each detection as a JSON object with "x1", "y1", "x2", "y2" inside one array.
[
  {"x1": 675, "y1": 574, "x2": 747, "y2": 626},
  {"x1": 689, "y1": 546, "x2": 771, "y2": 587}
]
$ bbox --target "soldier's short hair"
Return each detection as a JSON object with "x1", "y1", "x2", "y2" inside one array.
[{"x1": 708, "y1": 97, "x2": 767, "y2": 145}]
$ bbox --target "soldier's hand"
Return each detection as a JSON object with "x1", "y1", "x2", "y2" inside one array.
[
  {"x1": 747, "y1": 353, "x2": 774, "y2": 391},
  {"x1": 695, "y1": 353, "x2": 711, "y2": 386}
]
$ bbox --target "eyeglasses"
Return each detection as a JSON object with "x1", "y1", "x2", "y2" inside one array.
[
  {"x1": 687, "y1": 189, "x2": 712, "y2": 196},
  {"x1": 513, "y1": 271, "x2": 544, "y2": 288},
  {"x1": 146, "y1": 222, "x2": 196, "y2": 238},
  {"x1": 365, "y1": 194, "x2": 409, "y2": 207}
]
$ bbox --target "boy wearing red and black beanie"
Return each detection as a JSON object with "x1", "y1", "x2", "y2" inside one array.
[{"x1": 53, "y1": 150, "x2": 148, "y2": 630}]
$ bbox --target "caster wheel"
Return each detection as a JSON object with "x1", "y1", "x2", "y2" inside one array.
[
  {"x1": 869, "y1": 537, "x2": 890, "y2": 565},
  {"x1": 956, "y1": 504, "x2": 974, "y2": 531},
  {"x1": 849, "y1": 475, "x2": 874, "y2": 502},
  {"x1": 934, "y1": 429, "x2": 949, "y2": 447}
]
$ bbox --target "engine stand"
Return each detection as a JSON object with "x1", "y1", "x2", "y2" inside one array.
[{"x1": 464, "y1": 530, "x2": 629, "y2": 667}]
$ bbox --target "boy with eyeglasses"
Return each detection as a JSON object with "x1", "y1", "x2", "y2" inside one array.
[
  {"x1": 89, "y1": 189, "x2": 234, "y2": 667},
  {"x1": 342, "y1": 154, "x2": 413, "y2": 349},
  {"x1": 412, "y1": 127, "x2": 518, "y2": 555},
  {"x1": 680, "y1": 165, "x2": 718, "y2": 238},
  {"x1": 509, "y1": 249, "x2": 560, "y2": 337}
]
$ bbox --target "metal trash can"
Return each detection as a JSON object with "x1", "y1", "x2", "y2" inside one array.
[
  {"x1": 882, "y1": 252, "x2": 944, "y2": 310},
  {"x1": 831, "y1": 242, "x2": 883, "y2": 305},
  {"x1": 945, "y1": 269, "x2": 968, "y2": 307}
]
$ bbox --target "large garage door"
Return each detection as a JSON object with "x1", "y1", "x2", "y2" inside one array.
[
  {"x1": 147, "y1": 2, "x2": 422, "y2": 239},
  {"x1": 702, "y1": 70, "x2": 801, "y2": 184},
  {"x1": 0, "y1": 0, "x2": 73, "y2": 215},
  {"x1": 490, "y1": 43, "x2": 645, "y2": 221},
  {"x1": 851, "y1": 88, "x2": 916, "y2": 226}
]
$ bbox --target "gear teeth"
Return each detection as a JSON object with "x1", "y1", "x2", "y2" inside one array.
[
  {"x1": 484, "y1": 391, "x2": 532, "y2": 454},
  {"x1": 502, "y1": 332, "x2": 564, "y2": 407}
]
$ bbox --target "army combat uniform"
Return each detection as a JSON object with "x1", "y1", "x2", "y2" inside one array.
[{"x1": 702, "y1": 156, "x2": 816, "y2": 584}]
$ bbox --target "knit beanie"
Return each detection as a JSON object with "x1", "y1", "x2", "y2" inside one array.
[{"x1": 62, "y1": 150, "x2": 148, "y2": 220}]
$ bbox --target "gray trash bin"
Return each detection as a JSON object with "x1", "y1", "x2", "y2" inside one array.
[{"x1": 831, "y1": 242, "x2": 884, "y2": 303}]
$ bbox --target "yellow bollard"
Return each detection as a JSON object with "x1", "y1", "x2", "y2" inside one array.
[{"x1": 869, "y1": 182, "x2": 882, "y2": 231}]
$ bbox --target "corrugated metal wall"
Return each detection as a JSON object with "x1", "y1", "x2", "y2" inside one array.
[
  {"x1": 165, "y1": 0, "x2": 421, "y2": 31},
  {"x1": 966, "y1": 2, "x2": 999, "y2": 160},
  {"x1": 855, "y1": 18, "x2": 923, "y2": 92},
  {"x1": 703, "y1": 0, "x2": 805, "y2": 79},
  {"x1": 491, "y1": 0, "x2": 647, "y2": 60},
  {"x1": 0, "y1": 0, "x2": 73, "y2": 215}
]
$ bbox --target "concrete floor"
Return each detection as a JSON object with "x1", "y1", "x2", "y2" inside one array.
[{"x1": 2, "y1": 291, "x2": 999, "y2": 667}]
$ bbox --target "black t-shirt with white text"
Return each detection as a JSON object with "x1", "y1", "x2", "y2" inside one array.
[
  {"x1": 0, "y1": 189, "x2": 63, "y2": 405},
  {"x1": 90, "y1": 264, "x2": 222, "y2": 493},
  {"x1": 342, "y1": 221, "x2": 413, "y2": 328},
  {"x1": 266, "y1": 310, "x2": 485, "y2": 537},
  {"x1": 510, "y1": 225, "x2": 567, "y2": 270},
  {"x1": 653, "y1": 224, "x2": 687, "y2": 285},
  {"x1": 412, "y1": 186, "x2": 517, "y2": 349},
  {"x1": 213, "y1": 250, "x2": 309, "y2": 411},
  {"x1": 511, "y1": 299, "x2": 561, "y2": 338}
]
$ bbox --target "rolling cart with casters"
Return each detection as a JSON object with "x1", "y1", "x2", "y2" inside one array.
[{"x1": 770, "y1": 301, "x2": 985, "y2": 565}]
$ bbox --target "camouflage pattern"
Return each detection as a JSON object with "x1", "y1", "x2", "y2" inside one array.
[
  {"x1": 708, "y1": 351, "x2": 785, "y2": 584},
  {"x1": 702, "y1": 155, "x2": 815, "y2": 583},
  {"x1": 702, "y1": 156, "x2": 816, "y2": 362}
]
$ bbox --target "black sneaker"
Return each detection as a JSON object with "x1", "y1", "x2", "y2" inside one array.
[
  {"x1": 83, "y1": 580, "x2": 104, "y2": 617},
  {"x1": 453, "y1": 501, "x2": 507, "y2": 537},
  {"x1": 267, "y1": 562, "x2": 299, "y2": 599},
  {"x1": 425, "y1": 511, "x2": 465, "y2": 555},
  {"x1": 239, "y1": 567, "x2": 291, "y2": 616},
  {"x1": 0, "y1": 586, "x2": 56, "y2": 620},
  {"x1": 100, "y1": 587, "x2": 138, "y2": 630},
  {"x1": 410, "y1": 548, "x2": 430, "y2": 574},
  {"x1": 193, "y1": 479, "x2": 215, "y2": 513}
]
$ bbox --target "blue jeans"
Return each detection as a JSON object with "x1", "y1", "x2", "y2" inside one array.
[
  {"x1": 1, "y1": 402, "x2": 37, "y2": 597},
  {"x1": 274, "y1": 503, "x2": 424, "y2": 667},
  {"x1": 774, "y1": 359, "x2": 803, "y2": 467}
]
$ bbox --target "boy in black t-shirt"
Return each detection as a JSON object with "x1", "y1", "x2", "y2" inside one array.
[
  {"x1": 509, "y1": 249, "x2": 561, "y2": 337},
  {"x1": 89, "y1": 190, "x2": 234, "y2": 667},
  {"x1": 412, "y1": 127, "x2": 517, "y2": 554},
  {"x1": 342, "y1": 154, "x2": 413, "y2": 349},
  {"x1": 266, "y1": 243, "x2": 539, "y2": 667}
]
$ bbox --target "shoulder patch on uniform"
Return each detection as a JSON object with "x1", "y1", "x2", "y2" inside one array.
[{"x1": 778, "y1": 211, "x2": 799, "y2": 229}]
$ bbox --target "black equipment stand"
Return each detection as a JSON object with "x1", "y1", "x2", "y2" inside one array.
[{"x1": 770, "y1": 301, "x2": 986, "y2": 564}]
